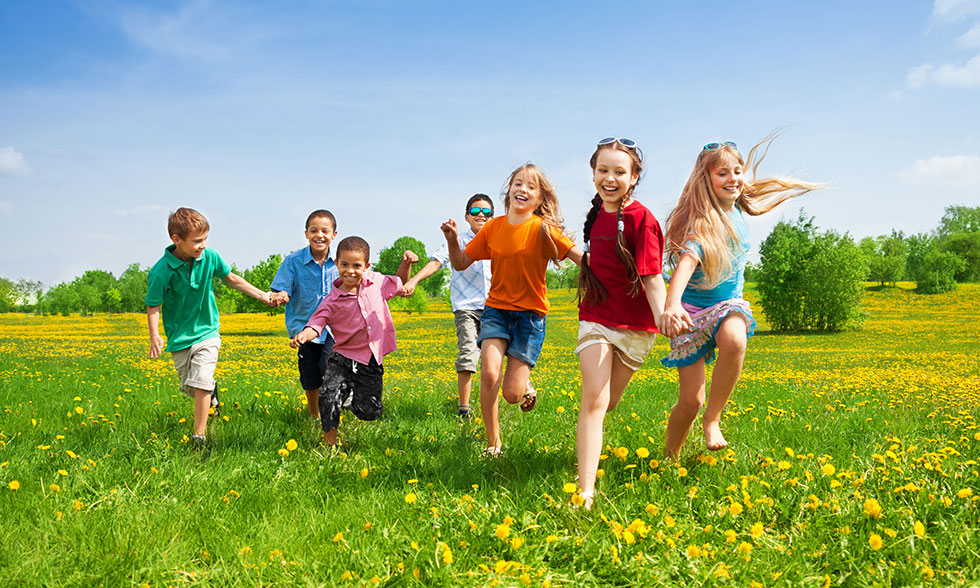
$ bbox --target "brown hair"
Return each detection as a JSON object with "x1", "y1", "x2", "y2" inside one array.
[
  {"x1": 578, "y1": 143, "x2": 645, "y2": 306},
  {"x1": 168, "y1": 207, "x2": 209, "y2": 239},
  {"x1": 336, "y1": 236, "x2": 370, "y2": 261},
  {"x1": 664, "y1": 131, "x2": 824, "y2": 288}
]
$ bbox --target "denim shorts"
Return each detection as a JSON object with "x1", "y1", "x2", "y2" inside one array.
[
  {"x1": 297, "y1": 334, "x2": 335, "y2": 391},
  {"x1": 477, "y1": 306, "x2": 547, "y2": 367}
]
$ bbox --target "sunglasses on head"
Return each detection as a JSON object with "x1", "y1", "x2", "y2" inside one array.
[
  {"x1": 703, "y1": 141, "x2": 737, "y2": 151},
  {"x1": 598, "y1": 137, "x2": 643, "y2": 162},
  {"x1": 468, "y1": 207, "x2": 493, "y2": 217}
]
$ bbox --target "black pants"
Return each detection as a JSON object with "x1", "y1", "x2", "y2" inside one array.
[{"x1": 318, "y1": 351, "x2": 383, "y2": 432}]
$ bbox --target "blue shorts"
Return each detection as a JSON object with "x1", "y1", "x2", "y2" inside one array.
[{"x1": 477, "y1": 306, "x2": 546, "y2": 368}]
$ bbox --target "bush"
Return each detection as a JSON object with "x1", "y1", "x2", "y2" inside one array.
[
  {"x1": 757, "y1": 214, "x2": 867, "y2": 332},
  {"x1": 915, "y1": 247, "x2": 964, "y2": 294}
]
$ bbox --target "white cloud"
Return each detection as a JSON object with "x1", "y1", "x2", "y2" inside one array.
[
  {"x1": 0, "y1": 147, "x2": 31, "y2": 175},
  {"x1": 933, "y1": 0, "x2": 980, "y2": 21},
  {"x1": 898, "y1": 154, "x2": 980, "y2": 186},
  {"x1": 907, "y1": 53, "x2": 980, "y2": 87},
  {"x1": 959, "y1": 22, "x2": 980, "y2": 46}
]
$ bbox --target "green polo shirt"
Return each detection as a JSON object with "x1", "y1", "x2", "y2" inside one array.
[{"x1": 146, "y1": 245, "x2": 231, "y2": 352}]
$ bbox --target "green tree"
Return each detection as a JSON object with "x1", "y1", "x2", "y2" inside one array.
[
  {"x1": 546, "y1": 261, "x2": 580, "y2": 289},
  {"x1": 45, "y1": 282, "x2": 80, "y2": 316},
  {"x1": 15, "y1": 278, "x2": 44, "y2": 311},
  {"x1": 904, "y1": 232, "x2": 935, "y2": 281},
  {"x1": 118, "y1": 264, "x2": 149, "y2": 312},
  {"x1": 938, "y1": 205, "x2": 980, "y2": 236},
  {"x1": 420, "y1": 266, "x2": 448, "y2": 297},
  {"x1": 376, "y1": 236, "x2": 427, "y2": 276},
  {"x1": 757, "y1": 214, "x2": 866, "y2": 332},
  {"x1": 941, "y1": 232, "x2": 980, "y2": 282},
  {"x1": 0, "y1": 277, "x2": 16, "y2": 312},
  {"x1": 240, "y1": 254, "x2": 284, "y2": 314},
  {"x1": 73, "y1": 270, "x2": 116, "y2": 314},
  {"x1": 104, "y1": 288, "x2": 122, "y2": 313},
  {"x1": 860, "y1": 231, "x2": 907, "y2": 286},
  {"x1": 916, "y1": 247, "x2": 964, "y2": 294}
]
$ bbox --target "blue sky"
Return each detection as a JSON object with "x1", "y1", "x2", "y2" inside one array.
[{"x1": 2, "y1": 0, "x2": 979, "y2": 286}]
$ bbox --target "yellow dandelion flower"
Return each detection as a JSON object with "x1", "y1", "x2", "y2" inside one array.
[
  {"x1": 494, "y1": 524, "x2": 510, "y2": 540},
  {"x1": 822, "y1": 464, "x2": 835, "y2": 476},
  {"x1": 777, "y1": 460, "x2": 791, "y2": 470},
  {"x1": 510, "y1": 537, "x2": 524, "y2": 549},
  {"x1": 686, "y1": 544, "x2": 700, "y2": 558},
  {"x1": 922, "y1": 565, "x2": 935, "y2": 579},
  {"x1": 360, "y1": 468, "x2": 369, "y2": 478},
  {"x1": 285, "y1": 439, "x2": 298, "y2": 452},
  {"x1": 57, "y1": 469, "x2": 68, "y2": 476},
  {"x1": 863, "y1": 498, "x2": 882, "y2": 518},
  {"x1": 7, "y1": 480, "x2": 19, "y2": 491},
  {"x1": 677, "y1": 467, "x2": 688, "y2": 478},
  {"x1": 556, "y1": 406, "x2": 565, "y2": 413},
  {"x1": 614, "y1": 446, "x2": 629, "y2": 460},
  {"x1": 49, "y1": 483, "x2": 60, "y2": 493},
  {"x1": 407, "y1": 478, "x2": 418, "y2": 484},
  {"x1": 645, "y1": 503, "x2": 658, "y2": 515},
  {"x1": 869, "y1": 533, "x2": 883, "y2": 550},
  {"x1": 74, "y1": 406, "x2": 84, "y2": 414},
  {"x1": 72, "y1": 499, "x2": 83, "y2": 510},
  {"x1": 636, "y1": 447, "x2": 650, "y2": 459},
  {"x1": 545, "y1": 534, "x2": 558, "y2": 543},
  {"x1": 729, "y1": 502, "x2": 744, "y2": 516},
  {"x1": 333, "y1": 532, "x2": 344, "y2": 542},
  {"x1": 957, "y1": 488, "x2": 973, "y2": 499},
  {"x1": 404, "y1": 493, "x2": 417, "y2": 504},
  {"x1": 562, "y1": 482, "x2": 577, "y2": 494},
  {"x1": 751, "y1": 522, "x2": 764, "y2": 538},
  {"x1": 738, "y1": 541, "x2": 753, "y2": 554},
  {"x1": 66, "y1": 450, "x2": 77, "y2": 459},
  {"x1": 503, "y1": 515, "x2": 514, "y2": 526},
  {"x1": 724, "y1": 529, "x2": 737, "y2": 543},
  {"x1": 441, "y1": 545, "x2": 453, "y2": 564},
  {"x1": 914, "y1": 520, "x2": 925, "y2": 537},
  {"x1": 278, "y1": 448, "x2": 289, "y2": 457}
]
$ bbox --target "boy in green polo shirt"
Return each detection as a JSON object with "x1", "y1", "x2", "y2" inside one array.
[{"x1": 146, "y1": 207, "x2": 274, "y2": 445}]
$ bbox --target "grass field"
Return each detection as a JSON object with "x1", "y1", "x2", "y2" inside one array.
[{"x1": 1, "y1": 284, "x2": 978, "y2": 587}]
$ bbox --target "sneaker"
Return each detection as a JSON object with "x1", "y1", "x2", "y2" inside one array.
[
  {"x1": 458, "y1": 405, "x2": 472, "y2": 418},
  {"x1": 191, "y1": 434, "x2": 206, "y2": 448},
  {"x1": 209, "y1": 385, "x2": 221, "y2": 417}
]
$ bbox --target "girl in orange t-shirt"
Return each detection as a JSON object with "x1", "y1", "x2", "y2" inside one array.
[{"x1": 441, "y1": 163, "x2": 583, "y2": 457}]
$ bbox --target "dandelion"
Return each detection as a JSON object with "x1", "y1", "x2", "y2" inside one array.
[
  {"x1": 49, "y1": 483, "x2": 60, "y2": 492},
  {"x1": 71, "y1": 499, "x2": 83, "y2": 511},
  {"x1": 66, "y1": 450, "x2": 77, "y2": 459},
  {"x1": 869, "y1": 533, "x2": 883, "y2": 550},
  {"x1": 285, "y1": 439, "x2": 298, "y2": 451},
  {"x1": 738, "y1": 542, "x2": 752, "y2": 554},
  {"x1": 957, "y1": 488, "x2": 973, "y2": 499},
  {"x1": 686, "y1": 544, "x2": 700, "y2": 558},
  {"x1": 57, "y1": 469, "x2": 67, "y2": 476},
  {"x1": 333, "y1": 532, "x2": 344, "y2": 542},
  {"x1": 360, "y1": 468, "x2": 369, "y2": 478},
  {"x1": 822, "y1": 464, "x2": 835, "y2": 476},
  {"x1": 614, "y1": 446, "x2": 629, "y2": 460},
  {"x1": 510, "y1": 537, "x2": 524, "y2": 549},
  {"x1": 503, "y1": 515, "x2": 514, "y2": 526},
  {"x1": 407, "y1": 479, "x2": 418, "y2": 484},
  {"x1": 724, "y1": 529, "x2": 736, "y2": 543},
  {"x1": 278, "y1": 448, "x2": 289, "y2": 457},
  {"x1": 863, "y1": 498, "x2": 882, "y2": 518},
  {"x1": 914, "y1": 520, "x2": 925, "y2": 537},
  {"x1": 494, "y1": 524, "x2": 510, "y2": 540},
  {"x1": 922, "y1": 565, "x2": 935, "y2": 579},
  {"x1": 404, "y1": 493, "x2": 417, "y2": 504},
  {"x1": 74, "y1": 407, "x2": 84, "y2": 414},
  {"x1": 556, "y1": 406, "x2": 565, "y2": 413},
  {"x1": 563, "y1": 482, "x2": 577, "y2": 494},
  {"x1": 441, "y1": 544, "x2": 453, "y2": 564},
  {"x1": 546, "y1": 534, "x2": 558, "y2": 543},
  {"x1": 750, "y1": 522, "x2": 764, "y2": 538},
  {"x1": 7, "y1": 480, "x2": 19, "y2": 491},
  {"x1": 636, "y1": 447, "x2": 650, "y2": 459},
  {"x1": 729, "y1": 502, "x2": 744, "y2": 516},
  {"x1": 677, "y1": 467, "x2": 688, "y2": 478},
  {"x1": 777, "y1": 460, "x2": 791, "y2": 470}
]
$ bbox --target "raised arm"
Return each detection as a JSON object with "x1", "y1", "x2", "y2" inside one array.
[
  {"x1": 441, "y1": 219, "x2": 474, "y2": 271},
  {"x1": 223, "y1": 272, "x2": 273, "y2": 306},
  {"x1": 397, "y1": 250, "x2": 418, "y2": 286},
  {"x1": 147, "y1": 305, "x2": 164, "y2": 358}
]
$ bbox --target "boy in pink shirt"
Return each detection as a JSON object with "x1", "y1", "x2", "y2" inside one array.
[{"x1": 290, "y1": 236, "x2": 417, "y2": 446}]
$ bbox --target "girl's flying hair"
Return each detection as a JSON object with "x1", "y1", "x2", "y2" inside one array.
[
  {"x1": 502, "y1": 163, "x2": 567, "y2": 262},
  {"x1": 578, "y1": 142, "x2": 644, "y2": 306},
  {"x1": 664, "y1": 131, "x2": 823, "y2": 289}
]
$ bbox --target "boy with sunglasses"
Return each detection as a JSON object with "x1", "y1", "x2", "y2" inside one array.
[{"x1": 404, "y1": 194, "x2": 493, "y2": 418}]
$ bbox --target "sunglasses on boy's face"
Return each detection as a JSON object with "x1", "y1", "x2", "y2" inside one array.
[
  {"x1": 468, "y1": 207, "x2": 493, "y2": 217},
  {"x1": 703, "y1": 141, "x2": 737, "y2": 151}
]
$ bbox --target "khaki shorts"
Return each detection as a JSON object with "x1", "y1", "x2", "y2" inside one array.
[
  {"x1": 453, "y1": 309, "x2": 482, "y2": 373},
  {"x1": 171, "y1": 337, "x2": 221, "y2": 397},
  {"x1": 575, "y1": 321, "x2": 656, "y2": 371}
]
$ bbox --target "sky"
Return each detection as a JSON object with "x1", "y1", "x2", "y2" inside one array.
[{"x1": 2, "y1": 0, "x2": 980, "y2": 286}]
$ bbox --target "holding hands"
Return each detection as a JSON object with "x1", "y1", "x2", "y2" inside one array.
[
  {"x1": 658, "y1": 303, "x2": 695, "y2": 338},
  {"x1": 269, "y1": 291, "x2": 289, "y2": 307}
]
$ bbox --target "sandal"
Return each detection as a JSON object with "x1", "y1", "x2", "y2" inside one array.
[{"x1": 520, "y1": 381, "x2": 537, "y2": 412}]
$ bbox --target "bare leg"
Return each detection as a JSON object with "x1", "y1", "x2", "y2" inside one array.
[
  {"x1": 305, "y1": 389, "x2": 319, "y2": 418},
  {"x1": 192, "y1": 387, "x2": 211, "y2": 436},
  {"x1": 577, "y1": 344, "x2": 637, "y2": 500},
  {"x1": 479, "y1": 339, "x2": 506, "y2": 450},
  {"x1": 663, "y1": 360, "x2": 706, "y2": 459},
  {"x1": 457, "y1": 371, "x2": 472, "y2": 408},
  {"x1": 702, "y1": 316, "x2": 747, "y2": 451},
  {"x1": 323, "y1": 428, "x2": 338, "y2": 446},
  {"x1": 500, "y1": 357, "x2": 532, "y2": 406}
]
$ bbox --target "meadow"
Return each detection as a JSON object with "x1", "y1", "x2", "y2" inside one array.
[{"x1": 0, "y1": 285, "x2": 978, "y2": 587}]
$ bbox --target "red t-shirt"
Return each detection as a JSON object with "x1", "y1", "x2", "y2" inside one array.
[{"x1": 578, "y1": 200, "x2": 664, "y2": 332}]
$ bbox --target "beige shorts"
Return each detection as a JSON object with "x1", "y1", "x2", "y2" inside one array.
[
  {"x1": 171, "y1": 337, "x2": 221, "y2": 397},
  {"x1": 575, "y1": 321, "x2": 656, "y2": 371},
  {"x1": 453, "y1": 309, "x2": 483, "y2": 373}
]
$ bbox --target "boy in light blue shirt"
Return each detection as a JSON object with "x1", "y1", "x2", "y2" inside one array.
[{"x1": 270, "y1": 209, "x2": 340, "y2": 418}]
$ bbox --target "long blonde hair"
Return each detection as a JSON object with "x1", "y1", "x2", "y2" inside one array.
[
  {"x1": 664, "y1": 131, "x2": 823, "y2": 288},
  {"x1": 502, "y1": 163, "x2": 567, "y2": 262}
]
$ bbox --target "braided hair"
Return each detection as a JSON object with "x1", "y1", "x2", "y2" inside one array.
[{"x1": 577, "y1": 143, "x2": 644, "y2": 306}]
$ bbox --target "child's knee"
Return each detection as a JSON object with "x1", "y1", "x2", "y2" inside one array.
[{"x1": 676, "y1": 394, "x2": 704, "y2": 414}]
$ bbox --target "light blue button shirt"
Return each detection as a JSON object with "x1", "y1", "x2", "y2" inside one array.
[
  {"x1": 430, "y1": 229, "x2": 491, "y2": 311},
  {"x1": 271, "y1": 246, "x2": 339, "y2": 342}
]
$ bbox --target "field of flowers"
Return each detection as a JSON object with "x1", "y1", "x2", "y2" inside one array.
[{"x1": 1, "y1": 284, "x2": 978, "y2": 587}]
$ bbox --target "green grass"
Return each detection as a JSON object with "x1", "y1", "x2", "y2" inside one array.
[{"x1": 1, "y1": 286, "x2": 978, "y2": 586}]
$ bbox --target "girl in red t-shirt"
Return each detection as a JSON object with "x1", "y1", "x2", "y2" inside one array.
[
  {"x1": 441, "y1": 163, "x2": 583, "y2": 458},
  {"x1": 574, "y1": 138, "x2": 693, "y2": 508}
]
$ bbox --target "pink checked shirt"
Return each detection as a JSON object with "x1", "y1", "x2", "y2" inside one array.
[{"x1": 304, "y1": 270, "x2": 404, "y2": 365}]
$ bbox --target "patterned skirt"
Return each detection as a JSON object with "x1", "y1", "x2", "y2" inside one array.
[{"x1": 661, "y1": 298, "x2": 756, "y2": 368}]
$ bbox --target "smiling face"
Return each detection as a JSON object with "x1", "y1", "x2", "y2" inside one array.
[
  {"x1": 506, "y1": 170, "x2": 541, "y2": 217},
  {"x1": 171, "y1": 229, "x2": 209, "y2": 261},
  {"x1": 708, "y1": 152, "x2": 744, "y2": 210},
  {"x1": 336, "y1": 249, "x2": 369, "y2": 291},
  {"x1": 465, "y1": 198, "x2": 494, "y2": 233},
  {"x1": 593, "y1": 148, "x2": 639, "y2": 212},
  {"x1": 305, "y1": 215, "x2": 337, "y2": 260}
]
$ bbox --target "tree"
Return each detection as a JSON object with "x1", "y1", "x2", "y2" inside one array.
[
  {"x1": 904, "y1": 232, "x2": 935, "y2": 281},
  {"x1": 757, "y1": 214, "x2": 867, "y2": 332},
  {"x1": 546, "y1": 261, "x2": 580, "y2": 289},
  {"x1": 240, "y1": 254, "x2": 284, "y2": 314},
  {"x1": 118, "y1": 264, "x2": 149, "y2": 313},
  {"x1": 941, "y1": 232, "x2": 980, "y2": 282},
  {"x1": 938, "y1": 205, "x2": 980, "y2": 236},
  {"x1": 376, "y1": 236, "x2": 427, "y2": 276},
  {"x1": 916, "y1": 247, "x2": 965, "y2": 294},
  {"x1": 15, "y1": 278, "x2": 44, "y2": 310},
  {"x1": 0, "y1": 277, "x2": 16, "y2": 312},
  {"x1": 45, "y1": 283, "x2": 80, "y2": 316},
  {"x1": 72, "y1": 270, "x2": 116, "y2": 314},
  {"x1": 860, "y1": 231, "x2": 907, "y2": 286},
  {"x1": 420, "y1": 266, "x2": 448, "y2": 297}
]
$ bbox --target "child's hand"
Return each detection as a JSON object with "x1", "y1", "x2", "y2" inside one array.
[
  {"x1": 149, "y1": 334, "x2": 164, "y2": 359},
  {"x1": 270, "y1": 291, "x2": 289, "y2": 307},
  {"x1": 402, "y1": 250, "x2": 419, "y2": 265},
  {"x1": 402, "y1": 278, "x2": 417, "y2": 297},
  {"x1": 289, "y1": 328, "x2": 314, "y2": 349},
  {"x1": 440, "y1": 219, "x2": 459, "y2": 241}
]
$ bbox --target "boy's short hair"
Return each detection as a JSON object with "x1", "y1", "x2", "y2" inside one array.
[
  {"x1": 306, "y1": 209, "x2": 337, "y2": 231},
  {"x1": 168, "y1": 208, "x2": 210, "y2": 238},
  {"x1": 336, "y1": 236, "x2": 370, "y2": 260},
  {"x1": 465, "y1": 193, "x2": 493, "y2": 214}
]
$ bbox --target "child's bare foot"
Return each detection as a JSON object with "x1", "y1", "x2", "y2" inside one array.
[{"x1": 703, "y1": 422, "x2": 728, "y2": 451}]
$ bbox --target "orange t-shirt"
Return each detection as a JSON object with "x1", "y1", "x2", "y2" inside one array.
[{"x1": 464, "y1": 215, "x2": 575, "y2": 316}]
